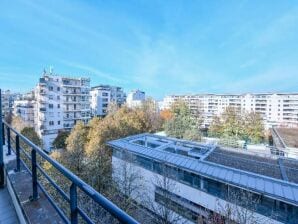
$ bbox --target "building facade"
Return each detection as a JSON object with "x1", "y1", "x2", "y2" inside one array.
[
  {"x1": 126, "y1": 89, "x2": 145, "y2": 108},
  {"x1": 108, "y1": 134, "x2": 298, "y2": 224},
  {"x1": 1, "y1": 90, "x2": 14, "y2": 117},
  {"x1": 161, "y1": 93, "x2": 298, "y2": 128},
  {"x1": 13, "y1": 100, "x2": 35, "y2": 126},
  {"x1": 90, "y1": 85, "x2": 126, "y2": 116},
  {"x1": 34, "y1": 73, "x2": 91, "y2": 150}
]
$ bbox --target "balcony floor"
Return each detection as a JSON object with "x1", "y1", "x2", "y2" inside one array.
[{"x1": 0, "y1": 187, "x2": 19, "y2": 224}]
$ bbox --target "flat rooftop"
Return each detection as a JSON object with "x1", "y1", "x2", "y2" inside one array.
[
  {"x1": 108, "y1": 133, "x2": 298, "y2": 206},
  {"x1": 205, "y1": 147, "x2": 298, "y2": 183},
  {"x1": 125, "y1": 134, "x2": 214, "y2": 160},
  {"x1": 275, "y1": 128, "x2": 298, "y2": 148}
]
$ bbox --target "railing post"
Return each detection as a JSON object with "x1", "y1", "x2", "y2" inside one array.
[
  {"x1": 30, "y1": 148, "x2": 38, "y2": 200},
  {"x1": 70, "y1": 183, "x2": 78, "y2": 224},
  {"x1": 2, "y1": 123, "x2": 5, "y2": 146},
  {"x1": 0, "y1": 89, "x2": 4, "y2": 188},
  {"x1": 6, "y1": 127, "x2": 11, "y2": 155},
  {"x1": 15, "y1": 135, "x2": 20, "y2": 172}
]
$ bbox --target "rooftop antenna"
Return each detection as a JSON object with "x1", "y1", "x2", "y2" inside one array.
[{"x1": 49, "y1": 66, "x2": 53, "y2": 74}]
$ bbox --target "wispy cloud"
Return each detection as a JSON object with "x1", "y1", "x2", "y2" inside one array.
[
  {"x1": 255, "y1": 7, "x2": 298, "y2": 47},
  {"x1": 1, "y1": 0, "x2": 298, "y2": 98},
  {"x1": 239, "y1": 58, "x2": 257, "y2": 68},
  {"x1": 216, "y1": 66, "x2": 298, "y2": 93},
  {"x1": 60, "y1": 60, "x2": 128, "y2": 84}
]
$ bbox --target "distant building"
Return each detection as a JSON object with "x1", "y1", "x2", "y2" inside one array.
[
  {"x1": 34, "y1": 71, "x2": 91, "y2": 150},
  {"x1": 90, "y1": 85, "x2": 126, "y2": 116},
  {"x1": 13, "y1": 99, "x2": 35, "y2": 126},
  {"x1": 161, "y1": 93, "x2": 298, "y2": 129},
  {"x1": 1, "y1": 90, "x2": 14, "y2": 117},
  {"x1": 126, "y1": 90, "x2": 145, "y2": 108},
  {"x1": 109, "y1": 134, "x2": 298, "y2": 224}
]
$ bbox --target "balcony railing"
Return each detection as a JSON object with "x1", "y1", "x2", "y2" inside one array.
[{"x1": 1, "y1": 120, "x2": 139, "y2": 224}]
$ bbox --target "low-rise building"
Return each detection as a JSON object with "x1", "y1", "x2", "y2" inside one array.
[{"x1": 108, "y1": 134, "x2": 298, "y2": 224}]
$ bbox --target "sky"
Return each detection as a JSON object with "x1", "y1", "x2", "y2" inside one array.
[{"x1": 0, "y1": 0, "x2": 298, "y2": 100}]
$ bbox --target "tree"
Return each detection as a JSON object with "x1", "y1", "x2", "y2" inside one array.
[
  {"x1": 220, "y1": 107, "x2": 244, "y2": 138},
  {"x1": 208, "y1": 107, "x2": 265, "y2": 144},
  {"x1": 244, "y1": 112, "x2": 265, "y2": 144},
  {"x1": 164, "y1": 101, "x2": 198, "y2": 139},
  {"x1": 65, "y1": 121, "x2": 88, "y2": 175},
  {"x1": 140, "y1": 98, "x2": 163, "y2": 133},
  {"x1": 112, "y1": 152, "x2": 145, "y2": 216},
  {"x1": 11, "y1": 115, "x2": 27, "y2": 132},
  {"x1": 160, "y1": 109, "x2": 173, "y2": 121},
  {"x1": 209, "y1": 188, "x2": 272, "y2": 224},
  {"x1": 21, "y1": 127, "x2": 42, "y2": 146},
  {"x1": 107, "y1": 101, "x2": 120, "y2": 116},
  {"x1": 183, "y1": 127, "x2": 202, "y2": 141},
  {"x1": 145, "y1": 162, "x2": 186, "y2": 224},
  {"x1": 47, "y1": 104, "x2": 166, "y2": 221},
  {"x1": 209, "y1": 115, "x2": 223, "y2": 137},
  {"x1": 4, "y1": 111, "x2": 13, "y2": 124},
  {"x1": 52, "y1": 131, "x2": 69, "y2": 149},
  {"x1": 85, "y1": 106, "x2": 148, "y2": 192}
]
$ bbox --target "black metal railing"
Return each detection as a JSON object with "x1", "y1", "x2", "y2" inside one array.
[{"x1": 1, "y1": 120, "x2": 139, "y2": 224}]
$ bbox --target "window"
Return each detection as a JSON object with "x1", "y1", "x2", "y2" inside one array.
[
  {"x1": 49, "y1": 104, "x2": 53, "y2": 109},
  {"x1": 49, "y1": 95, "x2": 54, "y2": 100},
  {"x1": 193, "y1": 174, "x2": 201, "y2": 189},
  {"x1": 57, "y1": 104, "x2": 60, "y2": 109},
  {"x1": 178, "y1": 169, "x2": 193, "y2": 185},
  {"x1": 57, "y1": 87, "x2": 60, "y2": 91},
  {"x1": 136, "y1": 156, "x2": 153, "y2": 170},
  {"x1": 153, "y1": 161, "x2": 162, "y2": 174},
  {"x1": 58, "y1": 121, "x2": 60, "y2": 125},
  {"x1": 102, "y1": 92, "x2": 109, "y2": 96},
  {"x1": 57, "y1": 96, "x2": 60, "y2": 100},
  {"x1": 49, "y1": 86, "x2": 54, "y2": 91},
  {"x1": 49, "y1": 121, "x2": 54, "y2": 125}
]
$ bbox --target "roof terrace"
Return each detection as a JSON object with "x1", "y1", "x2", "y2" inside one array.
[
  {"x1": 126, "y1": 134, "x2": 214, "y2": 160},
  {"x1": 108, "y1": 133, "x2": 298, "y2": 206}
]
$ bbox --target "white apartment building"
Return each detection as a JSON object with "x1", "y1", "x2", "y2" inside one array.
[
  {"x1": 90, "y1": 85, "x2": 126, "y2": 116},
  {"x1": 34, "y1": 73, "x2": 91, "y2": 151},
  {"x1": 108, "y1": 134, "x2": 298, "y2": 224},
  {"x1": 126, "y1": 89, "x2": 145, "y2": 108},
  {"x1": 13, "y1": 100, "x2": 35, "y2": 126},
  {"x1": 161, "y1": 93, "x2": 298, "y2": 128}
]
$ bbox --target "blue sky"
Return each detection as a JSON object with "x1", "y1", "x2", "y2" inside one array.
[{"x1": 0, "y1": 0, "x2": 298, "y2": 99}]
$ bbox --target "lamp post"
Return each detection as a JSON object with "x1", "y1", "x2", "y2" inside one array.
[{"x1": 0, "y1": 88, "x2": 5, "y2": 187}]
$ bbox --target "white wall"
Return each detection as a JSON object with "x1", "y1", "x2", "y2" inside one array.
[{"x1": 112, "y1": 156, "x2": 282, "y2": 224}]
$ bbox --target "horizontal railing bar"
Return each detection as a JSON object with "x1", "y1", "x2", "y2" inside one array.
[
  {"x1": 37, "y1": 181, "x2": 70, "y2": 224},
  {"x1": 36, "y1": 163, "x2": 70, "y2": 203},
  {"x1": 20, "y1": 146, "x2": 32, "y2": 161},
  {"x1": 3, "y1": 121, "x2": 139, "y2": 224},
  {"x1": 77, "y1": 207, "x2": 94, "y2": 224},
  {"x1": 20, "y1": 158, "x2": 32, "y2": 176}
]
